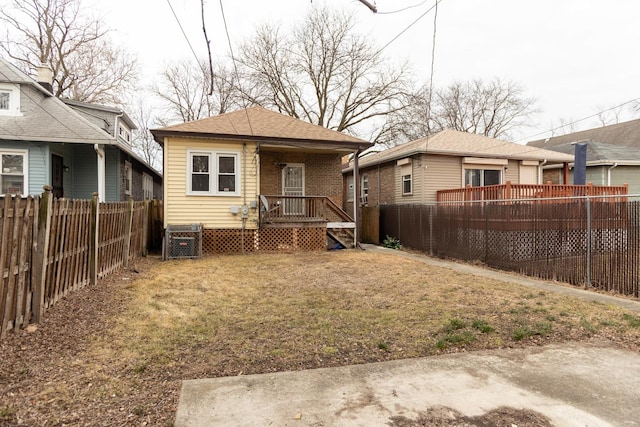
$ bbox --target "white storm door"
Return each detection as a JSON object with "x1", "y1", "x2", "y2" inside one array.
[{"x1": 282, "y1": 164, "x2": 305, "y2": 215}]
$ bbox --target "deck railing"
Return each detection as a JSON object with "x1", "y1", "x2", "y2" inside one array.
[
  {"x1": 437, "y1": 181, "x2": 629, "y2": 203},
  {"x1": 260, "y1": 195, "x2": 354, "y2": 224}
]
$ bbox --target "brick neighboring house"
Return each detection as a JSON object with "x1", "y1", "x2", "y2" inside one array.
[
  {"x1": 343, "y1": 129, "x2": 573, "y2": 212},
  {"x1": 0, "y1": 57, "x2": 162, "y2": 201},
  {"x1": 151, "y1": 106, "x2": 372, "y2": 254}
]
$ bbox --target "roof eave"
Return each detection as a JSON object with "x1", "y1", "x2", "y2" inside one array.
[{"x1": 150, "y1": 129, "x2": 373, "y2": 151}]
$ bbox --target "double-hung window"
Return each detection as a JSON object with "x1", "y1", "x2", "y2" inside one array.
[
  {"x1": 0, "y1": 83, "x2": 21, "y2": 117},
  {"x1": 187, "y1": 150, "x2": 239, "y2": 196},
  {"x1": 1, "y1": 150, "x2": 27, "y2": 195}
]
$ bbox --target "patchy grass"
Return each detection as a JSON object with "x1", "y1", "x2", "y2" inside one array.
[{"x1": 2, "y1": 250, "x2": 640, "y2": 426}]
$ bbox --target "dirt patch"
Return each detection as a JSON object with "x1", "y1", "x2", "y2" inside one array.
[
  {"x1": 389, "y1": 405, "x2": 553, "y2": 426},
  {"x1": 1, "y1": 251, "x2": 639, "y2": 426}
]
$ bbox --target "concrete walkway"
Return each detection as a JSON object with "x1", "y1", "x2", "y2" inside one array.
[{"x1": 175, "y1": 246, "x2": 640, "y2": 426}]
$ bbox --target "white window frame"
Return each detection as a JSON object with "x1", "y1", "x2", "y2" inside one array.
[
  {"x1": 186, "y1": 149, "x2": 240, "y2": 196},
  {"x1": 142, "y1": 172, "x2": 153, "y2": 200},
  {"x1": 118, "y1": 125, "x2": 131, "y2": 143},
  {"x1": 360, "y1": 174, "x2": 369, "y2": 205},
  {"x1": 463, "y1": 168, "x2": 503, "y2": 187},
  {"x1": 346, "y1": 175, "x2": 354, "y2": 202},
  {"x1": 400, "y1": 164, "x2": 412, "y2": 196},
  {"x1": 0, "y1": 83, "x2": 21, "y2": 117},
  {"x1": 0, "y1": 149, "x2": 28, "y2": 195},
  {"x1": 123, "y1": 161, "x2": 132, "y2": 195}
]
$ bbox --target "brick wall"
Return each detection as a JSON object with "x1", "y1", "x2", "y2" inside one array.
[
  {"x1": 345, "y1": 162, "x2": 396, "y2": 207},
  {"x1": 260, "y1": 151, "x2": 343, "y2": 205}
]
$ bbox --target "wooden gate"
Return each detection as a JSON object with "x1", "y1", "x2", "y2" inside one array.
[{"x1": 360, "y1": 206, "x2": 379, "y2": 244}]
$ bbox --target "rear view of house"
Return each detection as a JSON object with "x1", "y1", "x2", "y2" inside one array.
[{"x1": 151, "y1": 106, "x2": 372, "y2": 255}]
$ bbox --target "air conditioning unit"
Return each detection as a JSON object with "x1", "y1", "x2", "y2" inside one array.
[
  {"x1": 164, "y1": 224, "x2": 203, "y2": 260},
  {"x1": 171, "y1": 236, "x2": 195, "y2": 258}
]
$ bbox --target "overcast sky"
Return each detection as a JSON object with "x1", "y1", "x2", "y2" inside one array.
[{"x1": 99, "y1": 0, "x2": 640, "y2": 142}]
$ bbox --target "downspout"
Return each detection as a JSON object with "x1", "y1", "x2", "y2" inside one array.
[
  {"x1": 93, "y1": 144, "x2": 105, "y2": 202},
  {"x1": 538, "y1": 159, "x2": 547, "y2": 185},
  {"x1": 607, "y1": 163, "x2": 618, "y2": 186}
]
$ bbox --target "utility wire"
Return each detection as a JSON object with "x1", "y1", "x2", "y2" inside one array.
[
  {"x1": 165, "y1": 0, "x2": 201, "y2": 65},
  {"x1": 375, "y1": 0, "x2": 443, "y2": 57},
  {"x1": 378, "y1": 0, "x2": 429, "y2": 15},
  {"x1": 219, "y1": 0, "x2": 254, "y2": 135},
  {"x1": 425, "y1": 0, "x2": 438, "y2": 135},
  {"x1": 515, "y1": 97, "x2": 640, "y2": 143}
]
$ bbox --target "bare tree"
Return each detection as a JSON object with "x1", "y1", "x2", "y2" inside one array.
[
  {"x1": 595, "y1": 104, "x2": 624, "y2": 127},
  {"x1": 127, "y1": 96, "x2": 163, "y2": 171},
  {"x1": 430, "y1": 78, "x2": 538, "y2": 140},
  {"x1": 152, "y1": 59, "x2": 240, "y2": 124},
  {"x1": 236, "y1": 6, "x2": 412, "y2": 137},
  {"x1": 0, "y1": 0, "x2": 138, "y2": 104}
]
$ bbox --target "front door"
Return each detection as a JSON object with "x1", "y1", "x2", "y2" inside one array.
[
  {"x1": 52, "y1": 154, "x2": 64, "y2": 198},
  {"x1": 282, "y1": 164, "x2": 304, "y2": 215}
]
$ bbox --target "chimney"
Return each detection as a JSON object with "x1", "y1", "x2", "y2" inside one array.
[
  {"x1": 572, "y1": 142, "x2": 588, "y2": 185},
  {"x1": 36, "y1": 63, "x2": 53, "y2": 93}
]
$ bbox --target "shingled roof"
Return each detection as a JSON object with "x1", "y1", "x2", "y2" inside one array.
[
  {"x1": 351, "y1": 129, "x2": 573, "y2": 170},
  {"x1": 527, "y1": 119, "x2": 640, "y2": 149},
  {"x1": 538, "y1": 140, "x2": 640, "y2": 164},
  {"x1": 151, "y1": 106, "x2": 373, "y2": 151},
  {"x1": 0, "y1": 57, "x2": 113, "y2": 145}
]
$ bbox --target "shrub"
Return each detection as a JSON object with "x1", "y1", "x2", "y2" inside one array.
[{"x1": 382, "y1": 235, "x2": 402, "y2": 249}]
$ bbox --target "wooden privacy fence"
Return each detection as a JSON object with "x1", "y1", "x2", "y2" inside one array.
[
  {"x1": 0, "y1": 188, "x2": 163, "y2": 336},
  {"x1": 379, "y1": 197, "x2": 640, "y2": 297}
]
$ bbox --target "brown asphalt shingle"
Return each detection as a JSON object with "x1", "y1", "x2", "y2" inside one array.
[{"x1": 152, "y1": 106, "x2": 370, "y2": 145}]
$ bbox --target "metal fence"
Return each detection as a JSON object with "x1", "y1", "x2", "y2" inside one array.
[{"x1": 379, "y1": 196, "x2": 640, "y2": 297}]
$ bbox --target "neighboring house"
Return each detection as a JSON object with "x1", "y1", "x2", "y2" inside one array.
[
  {"x1": 528, "y1": 118, "x2": 640, "y2": 149},
  {"x1": 528, "y1": 121, "x2": 640, "y2": 194},
  {"x1": 343, "y1": 129, "x2": 573, "y2": 210},
  {"x1": 529, "y1": 140, "x2": 640, "y2": 194},
  {"x1": 0, "y1": 57, "x2": 161, "y2": 201},
  {"x1": 151, "y1": 106, "x2": 373, "y2": 254}
]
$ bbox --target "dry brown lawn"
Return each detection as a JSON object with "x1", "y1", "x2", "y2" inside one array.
[{"x1": 1, "y1": 250, "x2": 640, "y2": 426}]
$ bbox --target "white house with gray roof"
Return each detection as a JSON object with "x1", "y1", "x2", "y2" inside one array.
[{"x1": 0, "y1": 57, "x2": 161, "y2": 201}]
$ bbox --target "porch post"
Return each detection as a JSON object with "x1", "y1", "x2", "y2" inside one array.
[
  {"x1": 353, "y1": 149, "x2": 361, "y2": 247},
  {"x1": 562, "y1": 162, "x2": 569, "y2": 185},
  {"x1": 94, "y1": 144, "x2": 106, "y2": 202}
]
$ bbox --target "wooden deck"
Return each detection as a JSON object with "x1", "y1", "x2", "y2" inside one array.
[{"x1": 437, "y1": 181, "x2": 629, "y2": 203}]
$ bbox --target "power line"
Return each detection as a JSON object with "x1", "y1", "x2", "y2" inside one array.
[
  {"x1": 165, "y1": 0, "x2": 201, "y2": 65},
  {"x1": 515, "y1": 97, "x2": 640, "y2": 143},
  {"x1": 378, "y1": 0, "x2": 429, "y2": 15},
  {"x1": 218, "y1": 0, "x2": 254, "y2": 135},
  {"x1": 375, "y1": 0, "x2": 444, "y2": 57}
]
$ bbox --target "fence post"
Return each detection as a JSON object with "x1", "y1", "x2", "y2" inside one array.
[
  {"x1": 31, "y1": 186, "x2": 52, "y2": 323},
  {"x1": 89, "y1": 193, "x2": 99, "y2": 286},
  {"x1": 123, "y1": 198, "x2": 134, "y2": 267},
  {"x1": 586, "y1": 196, "x2": 591, "y2": 287},
  {"x1": 142, "y1": 199, "x2": 150, "y2": 256}
]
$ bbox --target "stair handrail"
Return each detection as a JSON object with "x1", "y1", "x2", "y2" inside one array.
[{"x1": 324, "y1": 197, "x2": 353, "y2": 222}]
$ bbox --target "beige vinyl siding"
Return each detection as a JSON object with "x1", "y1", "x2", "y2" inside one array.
[
  {"x1": 164, "y1": 137, "x2": 259, "y2": 229},
  {"x1": 394, "y1": 157, "x2": 425, "y2": 204},
  {"x1": 423, "y1": 155, "x2": 463, "y2": 203},
  {"x1": 507, "y1": 159, "x2": 521, "y2": 183},
  {"x1": 610, "y1": 166, "x2": 638, "y2": 194}
]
